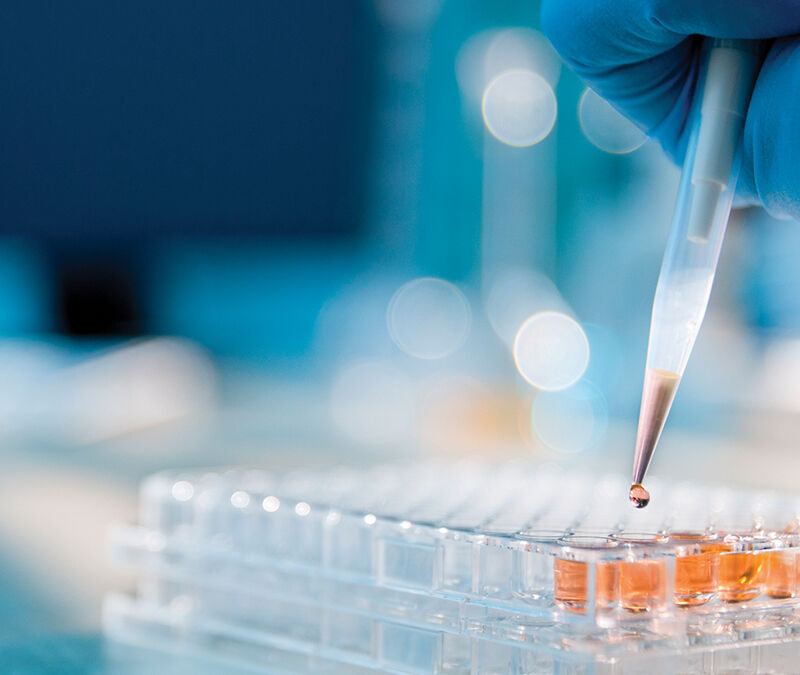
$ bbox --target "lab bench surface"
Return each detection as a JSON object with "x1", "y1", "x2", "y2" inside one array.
[{"x1": 0, "y1": 634, "x2": 216, "y2": 674}]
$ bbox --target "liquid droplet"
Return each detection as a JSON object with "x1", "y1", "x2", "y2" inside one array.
[{"x1": 629, "y1": 484, "x2": 650, "y2": 509}]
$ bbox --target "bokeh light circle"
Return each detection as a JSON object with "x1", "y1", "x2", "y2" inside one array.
[
  {"x1": 230, "y1": 490, "x2": 250, "y2": 509},
  {"x1": 387, "y1": 277, "x2": 471, "y2": 360},
  {"x1": 485, "y1": 267, "x2": 566, "y2": 347},
  {"x1": 578, "y1": 88, "x2": 647, "y2": 154},
  {"x1": 513, "y1": 311, "x2": 589, "y2": 390},
  {"x1": 171, "y1": 480, "x2": 194, "y2": 502},
  {"x1": 457, "y1": 29, "x2": 561, "y2": 104},
  {"x1": 262, "y1": 496, "x2": 280, "y2": 513},
  {"x1": 482, "y1": 69, "x2": 556, "y2": 147},
  {"x1": 485, "y1": 29, "x2": 561, "y2": 88}
]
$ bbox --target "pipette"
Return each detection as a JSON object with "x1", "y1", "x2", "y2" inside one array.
[{"x1": 630, "y1": 38, "x2": 762, "y2": 508}]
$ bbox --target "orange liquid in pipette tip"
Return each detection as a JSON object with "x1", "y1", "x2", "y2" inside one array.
[{"x1": 630, "y1": 368, "x2": 681, "y2": 509}]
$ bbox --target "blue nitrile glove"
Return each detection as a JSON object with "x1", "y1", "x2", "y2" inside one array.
[{"x1": 541, "y1": 0, "x2": 800, "y2": 220}]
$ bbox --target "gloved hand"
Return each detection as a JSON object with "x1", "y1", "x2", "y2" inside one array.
[{"x1": 541, "y1": 0, "x2": 800, "y2": 220}]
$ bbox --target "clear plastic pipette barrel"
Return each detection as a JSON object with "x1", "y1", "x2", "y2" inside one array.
[{"x1": 630, "y1": 39, "x2": 762, "y2": 497}]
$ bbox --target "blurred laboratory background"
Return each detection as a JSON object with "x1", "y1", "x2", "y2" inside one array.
[{"x1": 2, "y1": 0, "x2": 800, "y2": 651}]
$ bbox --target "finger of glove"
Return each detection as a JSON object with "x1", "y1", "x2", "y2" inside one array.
[
  {"x1": 541, "y1": 0, "x2": 800, "y2": 158},
  {"x1": 740, "y1": 37, "x2": 800, "y2": 220}
]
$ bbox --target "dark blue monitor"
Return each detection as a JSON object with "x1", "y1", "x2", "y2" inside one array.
[{"x1": 0, "y1": 1, "x2": 371, "y2": 245}]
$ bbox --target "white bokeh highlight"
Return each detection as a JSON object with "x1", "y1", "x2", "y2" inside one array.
[
  {"x1": 230, "y1": 490, "x2": 250, "y2": 509},
  {"x1": 456, "y1": 28, "x2": 561, "y2": 103},
  {"x1": 485, "y1": 29, "x2": 561, "y2": 87},
  {"x1": 171, "y1": 480, "x2": 194, "y2": 502},
  {"x1": 262, "y1": 496, "x2": 280, "y2": 513},
  {"x1": 482, "y1": 70, "x2": 556, "y2": 147},
  {"x1": 578, "y1": 88, "x2": 647, "y2": 154},
  {"x1": 53, "y1": 337, "x2": 216, "y2": 444},
  {"x1": 485, "y1": 267, "x2": 567, "y2": 347},
  {"x1": 513, "y1": 312, "x2": 590, "y2": 390},
  {"x1": 387, "y1": 278, "x2": 471, "y2": 360}
]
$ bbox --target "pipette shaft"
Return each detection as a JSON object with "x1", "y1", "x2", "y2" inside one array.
[{"x1": 631, "y1": 39, "x2": 762, "y2": 496}]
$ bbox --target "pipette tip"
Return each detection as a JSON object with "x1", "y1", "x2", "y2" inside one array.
[
  {"x1": 629, "y1": 484, "x2": 650, "y2": 509},
  {"x1": 630, "y1": 368, "x2": 681, "y2": 497}
]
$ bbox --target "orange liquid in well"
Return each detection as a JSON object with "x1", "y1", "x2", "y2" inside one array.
[
  {"x1": 553, "y1": 559, "x2": 619, "y2": 613},
  {"x1": 719, "y1": 551, "x2": 765, "y2": 602},
  {"x1": 620, "y1": 559, "x2": 666, "y2": 612},
  {"x1": 670, "y1": 533, "x2": 723, "y2": 607},
  {"x1": 796, "y1": 550, "x2": 800, "y2": 593},
  {"x1": 765, "y1": 550, "x2": 796, "y2": 599}
]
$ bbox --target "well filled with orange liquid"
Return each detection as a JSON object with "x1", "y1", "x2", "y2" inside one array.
[
  {"x1": 553, "y1": 558, "x2": 619, "y2": 613},
  {"x1": 614, "y1": 533, "x2": 668, "y2": 612},
  {"x1": 551, "y1": 528, "x2": 800, "y2": 613},
  {"x1": 670, "y1": 532, "x2": 722, "y2": 607},
  {"x1": 718, "y1": 550, "x2": 765, "y2": 602},
  {"x1": 765, "y1": 550, "x2": 796, "y2": 599},
  {"x1": 620, "y1": 559, "x2": 666, "y2": 612}
]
